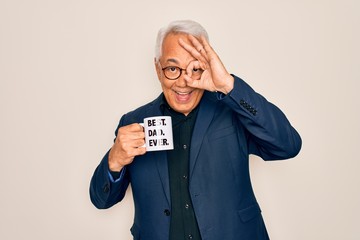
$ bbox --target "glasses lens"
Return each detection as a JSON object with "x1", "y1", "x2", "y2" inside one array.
[{"x1": 164, "y1": 66, "x2": 181, "y2": 80}]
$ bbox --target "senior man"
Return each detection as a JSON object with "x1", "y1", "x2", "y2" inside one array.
[{"x1": 90, "y1": 20, "x2": 302, "y2": 240}]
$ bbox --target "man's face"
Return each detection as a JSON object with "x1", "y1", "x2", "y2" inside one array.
[{"x1": 155, "y1": 33, "x2": 204, "y2": 116}]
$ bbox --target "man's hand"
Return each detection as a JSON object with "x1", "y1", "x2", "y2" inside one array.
[
  {"x1": 179, "y1": 35, "x2": 234, "y2": 94},
  {"x1": 108, "y1": 123, "x2": 146, "y2": 172}
]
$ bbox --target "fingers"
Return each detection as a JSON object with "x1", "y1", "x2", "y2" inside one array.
[
  {"x1": 178, "y1": 37, "x2": 208, "y2": 67},
  {"x1": 188, "y1": 35, "x2": 208, "y2": 59},
  {"x1": 187, "y1": 35, "x2": 217, "y2": 62},
  {"x1": 109, "y1": 123, "x2": 146, "y2": 170},
  {"x1": 108, "y1": 142, "x2": 146, "y2": 171},
  {"x1": 185, "y1": 60, "x2": 202, "y2": 77},
  {"x1": 125, "y1": 143, "x2": 146, "y2": 156},
  {"x1": 118, "y1": 123, "x2": 145, "y2": 140},
  {"x1": 183, "y1": 74, "x2": 200, "y2": 89},
  {"x1": 199, "y1": 35, "x2": 213, "y2": 55}
]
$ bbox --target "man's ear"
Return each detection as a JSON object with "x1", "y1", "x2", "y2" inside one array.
[{"x1": 154, "y1": 58, "x2": 161, "y2": 80}]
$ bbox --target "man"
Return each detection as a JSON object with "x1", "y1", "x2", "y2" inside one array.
[{"x1": 90, "y1": 20, "x2": 302, "y2": 240}]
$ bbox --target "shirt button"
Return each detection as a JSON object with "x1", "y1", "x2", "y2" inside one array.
[
  {"x1": 164, "y1": 209, "x2": 171, "y2": 216},
  {"x1": 182, "y1": 175, "x2": 188, "y2": 179},
  {"x1": 188, "y1": 234, "x2": 193, "y2": 239},
  {"x1": 185, "y1": 204, "x2": 189, "y2": 209},
  {"x1": 183, "y1": 144, "x2": 187, "y2": 149}
]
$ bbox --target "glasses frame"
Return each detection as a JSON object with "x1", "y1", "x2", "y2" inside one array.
[
  {"x1": 161, "y1": 66, "x2": 187, "y2": 80},
  {"x1": 160, "y1": 65, "x2": 203, "y2": 81}
]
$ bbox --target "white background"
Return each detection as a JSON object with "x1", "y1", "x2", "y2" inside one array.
[{"x1": 1, "y1": 0, "x2": 359, "y2": 239}]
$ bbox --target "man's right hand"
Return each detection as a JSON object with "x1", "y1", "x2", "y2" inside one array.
[{"x1": 108, "y1": 123, "x2": 146, "y2": 172}]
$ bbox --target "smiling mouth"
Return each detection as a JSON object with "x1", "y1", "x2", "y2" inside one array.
[
  {"x1": 175, "y1": 90, "x2": 193, "y2": 95},
  {"x1": 173, "y1": 90, "x2": 194, "y2": 102}
]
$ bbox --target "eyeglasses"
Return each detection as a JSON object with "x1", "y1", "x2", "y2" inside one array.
[{"x1": 161, "y1": 66, "x2": 203, "y2": 80}]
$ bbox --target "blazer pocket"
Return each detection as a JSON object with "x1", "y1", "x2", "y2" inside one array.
[
  {"x1": 238, "y1": 204, "x2": 262, "y2": 223},
  {"x1": 209, "y1": 125, "x2": 236, "y2": 141}
]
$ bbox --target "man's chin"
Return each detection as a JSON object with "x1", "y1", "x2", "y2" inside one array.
[
  {"x1": 170, "y1": 103, "x2": 197, "y2": 116},
  {"x1": 166, "y1": 90, "x2": 204, "y2": 114}
]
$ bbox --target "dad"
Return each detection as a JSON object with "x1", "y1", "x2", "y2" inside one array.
[{"x1": 90, "y1": 20, "x2": 302, "y2": 240}]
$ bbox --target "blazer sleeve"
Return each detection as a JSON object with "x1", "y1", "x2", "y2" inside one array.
[
  {"x1": 218, "y1": 75, "x2": 302, "y2": 160},
  {"x1": 89, "y1": 117, "x2": 130, "y2": 209}
]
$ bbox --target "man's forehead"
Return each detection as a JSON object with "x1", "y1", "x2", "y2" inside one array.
[
  {"x1": 159, "y1": 34, "x2": 197, "y2": 65},
  {"x1": 164, "y1": 58, "x2": 180, "y2": 64},
  {"x1": 162, "y1": 33, "x2": 192, "y2": 52},
  {"x1": 161, "y1": 57, "x2": 197, "y2": 67}
]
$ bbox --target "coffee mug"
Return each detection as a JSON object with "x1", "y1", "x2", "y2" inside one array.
[{"x1": 140, "y1": 116, "x2": 174, "y2": 151}]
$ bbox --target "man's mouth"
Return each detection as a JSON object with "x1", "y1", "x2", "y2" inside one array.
[
  {"x1": 174, "y1": 90, "x2": 193, "y2": 102},
  {"x1": 175, "y1": 91, "x2": 192, "y2": 95}
]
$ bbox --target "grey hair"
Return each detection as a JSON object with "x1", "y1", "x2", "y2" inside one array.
[{"x1": 154, "y1": 20, "x2": 209, "y2": 62}]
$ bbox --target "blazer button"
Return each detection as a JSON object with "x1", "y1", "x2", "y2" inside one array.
[{"x1": 164, "y1": 209, "x2": 171, "y2": 216}]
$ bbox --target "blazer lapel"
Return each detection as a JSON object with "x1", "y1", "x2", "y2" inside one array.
[
  {"x1": 189, "y1": 92, "x2": 218, "y2": 178},
  {"x1": 155, "y1": 151, "x2": 170, "y2": 205},
  {"x1": 145, "y1": 94, "x2": 171, "y2": 205}
]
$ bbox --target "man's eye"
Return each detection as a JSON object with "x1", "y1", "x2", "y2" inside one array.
[
  {"x1": 169, "y1": 67, "x2": 177, "y2": 72},
  {"x1": 193, "y1": 68, "x2": 199, "y2": 72}
]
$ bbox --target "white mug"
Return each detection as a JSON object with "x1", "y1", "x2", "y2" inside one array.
[{"x1": 140, "y1": 116, "x2": 174, "y2": 151}]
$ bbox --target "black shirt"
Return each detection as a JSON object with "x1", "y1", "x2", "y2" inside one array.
[{"x1": 162, "y1": 98, "x2": 202, "y2": 240}]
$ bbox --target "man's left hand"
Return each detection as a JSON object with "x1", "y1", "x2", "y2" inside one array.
[{"x1": 179, "y1": 35, "x2": 234, "y2": 94}]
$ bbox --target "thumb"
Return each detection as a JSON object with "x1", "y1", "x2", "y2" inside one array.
[{"x1": 184, "y1": 75, "x2": 202, "y2": 89}]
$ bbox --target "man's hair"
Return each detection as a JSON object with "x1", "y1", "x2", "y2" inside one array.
[{"x1": 154, "y1": 20, "x2": 209, "y2": 63}]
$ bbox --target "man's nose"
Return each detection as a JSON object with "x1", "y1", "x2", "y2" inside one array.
[{"x1": 175, "y1": 72, "x2": 188, "y2": 87}]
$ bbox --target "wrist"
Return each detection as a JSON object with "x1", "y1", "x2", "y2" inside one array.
[
  {"x1": 217, "y1": 75, "x2": 234, "y2": 94},
  {"x1": 108, "y1": 161, "x2": 124, "y2": 172},
  {"x1": 109, "y1": 163, "x2": 124, "y2": 172},
  {"x1": 108, "y1": 162, "x2": 124, "y2": 172},
  {"x1": 108, "y1": 149, "x2": 124, "y2": 172}
]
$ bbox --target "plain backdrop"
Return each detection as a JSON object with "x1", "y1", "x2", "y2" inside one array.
[{"x1": 1, "y1": 0, "x2": 359, "y2": 239}]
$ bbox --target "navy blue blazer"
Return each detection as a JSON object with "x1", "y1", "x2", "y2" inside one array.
[{"x1": 90, "y1": 76, "x2": 302, "y2": 240}]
